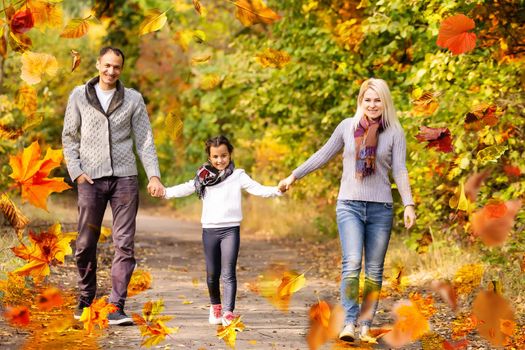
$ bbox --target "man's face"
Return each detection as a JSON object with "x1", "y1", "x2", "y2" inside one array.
[{"x1": 96, "y1": 51, "x2": 123, "y2": 89}]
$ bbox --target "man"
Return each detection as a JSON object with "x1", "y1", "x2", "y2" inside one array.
[{"x1": 62, "y1": 46, "x2": 164, "y2": 325}]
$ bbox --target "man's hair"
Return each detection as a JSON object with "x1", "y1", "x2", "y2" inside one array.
[
  {"x1": 205, "y1": 135, "x2": 234, "y2": 155},
  {"x1": 99, "y1": 46, "x2": 125, "y2": 66}
]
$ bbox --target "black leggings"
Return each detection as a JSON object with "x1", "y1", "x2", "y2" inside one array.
[{"x1": 202, "y1": 226, "x2": 240, "y2": 312}]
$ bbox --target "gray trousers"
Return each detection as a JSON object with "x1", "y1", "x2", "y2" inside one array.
[{"x1": 76, "y1": 176, "x2": 139, "y2": 309}]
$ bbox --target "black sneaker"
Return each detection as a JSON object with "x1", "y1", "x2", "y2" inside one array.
[{"x1": 108, "y1": 309, "x2": 134, "y2": 326}]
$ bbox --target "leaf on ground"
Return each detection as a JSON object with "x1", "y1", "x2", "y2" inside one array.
[
  {"x1": 409, "y1": 292, "x2": 436, "y2": 318},
  {"x1": 453, "y1": 264, "x2": 484, "y2": 296},
  {"x1": 234, "y1": 0, "x2": 281, "y2": 26},
  {"x1": 306, "y1": 301, "x2": 344, "y2": 350},
  {"x1": 443, "y1": 338, "x2": 469, "y2": 350},
  {"x1": 127, "y1": 269, "x2": 152, "y2": 297},
  {"x1": 471, "y1": 199, "x2": 521, "y2": 246},
  {"x1": 415, "y1": 126, "x2": 453, "y2": 153},
  {"x1": 8, "y1": 141, "x2": 71, "y2": 211},
  {"x1": 217, "y1": 315, "x2": 245, "y2": 349},
  {"x1": 20, "y1": 51, "x2": 58, "y2": 85},
  {"x1": 79, "y1": 296, "x2": 118, "y2": 334},
  {"x1": 472, "y1": 289, "x2": 514, "y2": 346},
  {"x1": 3, "y1": 306, "x2": 30, "y2": 327},
  {"x1": 436, "y1": 14, "x2": 476, "y2": 55}
]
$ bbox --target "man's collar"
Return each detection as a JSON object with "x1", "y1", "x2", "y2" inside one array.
[{"x1": 85, "y1": 76, "x2": 125, "y2": 116}]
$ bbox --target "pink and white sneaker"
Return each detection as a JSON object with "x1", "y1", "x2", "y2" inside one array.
[
  {"x1": 221, "y1": 311, "x2": 239, "y2": 326},
  {"x1": 209, "y1": 304, "x2": 222, "y2": 325}
]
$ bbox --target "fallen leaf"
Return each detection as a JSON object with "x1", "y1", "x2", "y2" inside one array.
[
  {"x1": 217, "y1": 315, "x2": 245, "y2": 348},
  {"x1": 448, "y1": 183, "x2": 474, "y2": 213},
  {"x1": 409, "y1": 292, "x2": 436, "y2": 318},
  {"x1": 415, "y1": 126, "x2": 453, "y2": 153},
  {"x1": 472, "y1": 289, "x2": 514, "y2": 346},
  {"x1": 234, "y1": 0, "x2": 281, "y2": 26},
  {"x1": 60, "y1": 17, "x2": 90, "y2": 38},
  {"x1": 20, "y1": 51, "x2": 58, "y2": 85},
  {"x1": 36, "y1": 286, "x2": 63, "y2": 311},
  {"x1": 70, "y1": 49, "x2": 81, "y2": 72},
  {"x1": 165, "y1": 112, "x2": 183, "y2": 141},
  {"x1": 79, "y1": 296, "x2": 118, "y2": 334},
  {"x1": 139, "y1": 9, "x2": 169, "y2": 36},
  {"x1": 8, "y1": 31, "x2": 32, "y2": 52},
  {"x1": 437, "y1": 14, "x2": 476, "y2": 55},
  {"x1": 416, "y1": 231, "x2": 433, "y2": 254},
  {"x1": 471, "y1": 199, "x2": 521, "y2": 246},
  {"x1": 3, "y1": 306, "x2": 30, "y2": 327}
]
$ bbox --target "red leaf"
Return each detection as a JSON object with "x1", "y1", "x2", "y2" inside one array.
[
  {"x1": 415, "y1": 126, "x2": 453, "y2": 153},
  {"x1": 10, "y1": 8, "x2": 35, "y2": 34},
  {"x1": 3, "y1": 306, "x2": 30, "y2": 327},
  {"x1": 437, "y1": 14, "x2": 476, "y2": 55},
  {"x1": 503, "y1": 165, "x2": 520, "y2": 177}
]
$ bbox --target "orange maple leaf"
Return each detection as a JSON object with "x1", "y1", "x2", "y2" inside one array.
[
  {"x1": 132, "y1": 300, "x2": 178, "y2": 347},
  {"x1": 471, "y1": 199, "x2": 521, "y2": 246},
  {"x1": 472, "y1": 289, "x2": 514, "y2": 346},
  {"x1": 3, "y1": 306, "x2": 31, "y2": 327},
  {"x1": 437, "y1": 14, "x2": 477, "y2": 55},
  {"x1": 234, "y1": 0, "x2": 281, "y2": 27},
  {"x1": 127, "y1": 269, "x2": 152, "y2": 297},
  {"x1": 11, "y1": 223, "x2": 74, "y2": 283},
  {"x1": 36, "y1": 286, "x2": 64, "y2": 311},
  {"x1": 79, "y1": 296, "x2": 118, "y2": 334},
  {"x1": 9, "y1": 141, "x2": 71, "y2": 211}
]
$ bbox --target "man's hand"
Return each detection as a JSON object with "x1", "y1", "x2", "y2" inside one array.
[
  {"x1": 76, "y1": 173, "x2": 94, "y2": 184},
  {"x1": 278, "y1": 174, "x2": 296, "y2": 193},
  {"x1": 147, "y1": 176, "x2": 165, "y2": 198},
  {"x1": 404, "y1": 205, "x2": 416, "y2": 229}
]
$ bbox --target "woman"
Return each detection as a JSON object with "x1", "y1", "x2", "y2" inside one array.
[{"x1": 279, "y1": 78, "x2": 416, "y2": 341}]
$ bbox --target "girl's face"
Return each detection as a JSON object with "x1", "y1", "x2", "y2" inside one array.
[
  {"x1": 361, "y1": 89, "x2": 383, "y2": 120},
  {"x1": 209, "y1": 144, "x2": 231, "y2": 170}
]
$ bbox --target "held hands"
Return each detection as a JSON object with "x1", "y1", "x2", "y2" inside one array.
[
  {"x1": 404, "y1": 205, "x2": 416, "y2": 229},
  {"x1": 278, "y1": 174, "x2": 296, "y2": 193},
  {"x1": 147, "y1": 176, "x2": 165, "y2": 198}
]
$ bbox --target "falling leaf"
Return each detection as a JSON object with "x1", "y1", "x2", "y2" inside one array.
[
  {"x1": 0, "y1": 192, "x2": 29, "y2": 234},
  {"x1": 472, "y1": 289, "x2": 514, "y2": 346},
  {"x1": 448, "y1": 183, "x2": 474, "y2": 213},
  {"x1": 415, "y1": 126, "x2": 453, "y2": 153},
  {"x1": 79, "y1": 296, "x2": 118, "y2": 334},
  {"x1": 70, "y1": 49, "x2": 81, "y2": 72},
  {"x1": 11, "y1": 223, "x2": 74, "y2": 283},
  {"x1": 464, "y1": 104, "x2": 502, "y2": 130},
  {"x1": 411, "y1": 91, "x2": 440, "y2": 116},
  {"x1": 192, "y1": 0, "x2": 207, "y2": 16},
  {"x1": 27, "y1": 0, "x2": 63, "y2": 29},
  {"x1": 0, "y1": 124, "x2": 24, "y2": 140},
  {"x1": 139, "y1": 9, "x2": 169, "y2": 36},
  {"x1": 307, "y1": 301, "x2": 344, "y2": 350},
  {"x1": 9, "y1": 31, "x2": 32, "y2": 52},
  {"x1": 388, "y1": 264, "x2": 409, "y2": 293},
  {"x1": 175, "y1": 29, "x2": 205, "y2": 51},
  {"x1": 165, "y1": 112, "x2": 183, "y2": 141},
  {"x1": 3, "y1": 306, "x2": 30, "y2": 327},
  {"x1": 36, "y1": 286, "x2": 63, "y2": 311},
  {"x1": 99, "y1": 225, "x2": 112, "y2": 242},
  {"x1": 20, "y1": 51, "x2": 59, "y2": 85},
  {"x1": 476, "y1": 145, "x2": 507, "y2": 165},
  {"x1": 416, "y1": 231, "x2": 433, "y2": 254},
  {"x1": 217, "y1": 315, "x2": 245, "y2": 348},
  {"x1": 463, "y1": 170, "x2": 490, "y2": 202},
  {"x1": 471, "y1": 199, "x2": 521, "y2": 246},
  {"x1": 199, "y1": 74, "x2": 221, "y2": 90},
  {"x1": 191, "y1": 54, "x2": 211, "y2": 64},
  {"x1": 10, "y1": 8, "x2": 35, "y2": 34},
  {"x1": 132, "y1": 300, "x2": 178, "y2": 347},
  {"x1": 255, "y1": 48, "x2": 291, "y2": 69},
  {"x1": 128, "y1": 269, "x2": 152, "y2": 297},
  {"x1": 437, "y1": 14, "x2": 476, "y2": 55},
  {"x1": 503, "y1": 165, "x2": 521, "y2": 177},
  {"x1": 234, "y1": 0, "x2": 281, "y2": 26},
  {"x1": 430, "y1": 280, "x2": 458, "y2": 311},
  {"x1": 453, "y1": 264, "x2": 483, "y2": 296},
  {"x1": 59, "y1": 17, "x2": 90, "y2": 38},
  {"x1": 382, "y1": 301, "x2": 430, "y2": 348},
  {"x1": 8, "y1": 141, "x2": 71, "y2": 210},
  {"x1": 16, "y1": 85, "x2": 37, "y2": 116}
]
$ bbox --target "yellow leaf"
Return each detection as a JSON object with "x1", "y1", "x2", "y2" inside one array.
[
  {"x1": 165, "y1": 112, "x2": 183, "y2": 141},
  {"x1": 8, "y1": 141, "x2": 71, "y2": 210},
  {"x1": 192, "y1": 0, "x2": 207, "y2": 16},
  {"x1": 255, "y1": 48, "x2": 291, "y2": 69},
  {"x1": 132, "y1": 299, "x2": 177, "y2": 347},
  {"x1": 176, "y1": 29, "x2": 203, "y2": 51},
  {"x1": 128, "y1": 269, "x2": 152, "y2": 297},
  {"x1": 0, "y1": 193, "x2": 29, "y2": 233},
  {"x1": 411, "y1": 91, "x2": 441, "y2": 116},
  {"x1": 476, "y1": 145, "x2": 507, "y2": 166},
  {"x1": 192, "y1": 278, "x2": 199, "y2": 287},
  {"x1": 28, "y1": 0, "x2": 63, "y2": 30},
  {"x1": 234, "y1": 0, "x2": 281, "y2": 26},
  {"x1": 217, "y1": 316, "x2": 245, "y2": 348},
  {"x1": 16, "y1": 85, "x2": 37, "y2": 116},
  {"x1": 453, "y1": 263, "x2": 484, "y2": 295},
  {"x1": 20, "y1": 51, "x2": 58, "y2": 85},
  {"x1": 191, "y1": 54, "x2": 211, "y2": 64},
  {"x1": 79, "y1": 296, "x2": 118, "y2": 334},
  {"x1": 70, "y1": 49, "x2": 81, "y2": 72},
  {"x1": 199, "y1": 74, "x2": 221, "y2": 90},
  {"x1": 59, "y1": 17, "x2": 90, "y2": 38},
  {"x1": 182, "y1": 300, "x2": 193, "y2": 304},
  {"x1": 139, "y1": 9, "x2": 169, "y2": 36},
  {"x1": 449, "y1": 182, "x2": 474, "y2": 213}
]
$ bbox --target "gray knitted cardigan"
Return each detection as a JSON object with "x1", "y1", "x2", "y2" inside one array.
[
  {"x1": 62, "y1": 77, "x2": 161, "y2": 182},
  {"x1": 292, "y1": 118, "x2": 414, "y2": 206}
]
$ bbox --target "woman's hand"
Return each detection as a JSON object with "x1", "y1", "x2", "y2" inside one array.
[
  {"x1": 404, "y1": 205, "x2": 416, "y2": 229},
  {"x1": 278, "y1": 174, "x2": 296, "y2": 192}
]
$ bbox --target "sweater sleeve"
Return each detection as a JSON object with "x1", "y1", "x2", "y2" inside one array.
[
  {"x1": 131, "y1": 92, "x2": 161, "y2": 180},
  {"x1": 391, "y1": 129, "x2": 414, "y2": 206},
  {"x1": 239, "y1": 171, "x2": 282, "y2": 197},
  {"x1": 165, "y1": 179, "x2": 196, "y2": 199},
  {"x1": 292, "y1": 119, "x2": 346, "y2": 180},
  {"x1": 61, "y1": 87, "x2": 84, "y2": 181}
]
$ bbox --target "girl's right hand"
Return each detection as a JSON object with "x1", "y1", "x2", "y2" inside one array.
[{"x1": 278, "y1": 174, "x2": 296, "y2": 192}]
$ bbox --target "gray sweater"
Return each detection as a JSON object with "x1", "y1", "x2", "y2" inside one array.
[
  {"x1": 292, "y1": 118, "x2": 414, "y2": 206},
  {"x1": 62, "y1": 77, "x2": 160, "y2": 181}
]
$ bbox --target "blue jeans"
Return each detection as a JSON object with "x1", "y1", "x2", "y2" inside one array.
[{"x1": 336, "y1": 200, "x2": 393, "y2": 326}]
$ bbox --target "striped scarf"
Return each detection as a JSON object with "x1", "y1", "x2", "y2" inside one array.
[
  {"x1": 354, "y1": 117, "x2": 384, "y2": 179},
  {"x1": 194, "y1": 161, "x2": 235, "y2": 199}
]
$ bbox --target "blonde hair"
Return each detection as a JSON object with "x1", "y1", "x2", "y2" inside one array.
[{"x1": 352, "y1": 78, "x2": 401, "y2": 131}]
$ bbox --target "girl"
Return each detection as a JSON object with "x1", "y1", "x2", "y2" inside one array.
[
  {"x1": 279, "y1": 78, "x2": 416, "y2": 341},
  {"x1": 163, "y1": 135, "x2": 282, "y2": 326}
]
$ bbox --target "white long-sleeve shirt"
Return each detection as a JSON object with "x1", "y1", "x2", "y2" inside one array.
[{"x1": 165, "y1": 169, "x2": 282, "y2": 228}]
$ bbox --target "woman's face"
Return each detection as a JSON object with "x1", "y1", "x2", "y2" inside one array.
[
  {"x1": 361, "y1": 89, "x2": 383, "y2": 120},
  {"x1": 209, "y1": 144, "x2": 231, "y2": 170}
]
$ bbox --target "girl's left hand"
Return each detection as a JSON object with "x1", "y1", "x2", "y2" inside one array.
[{"x1": 404, "y1": 205, "x2": 416, "y2": 229}]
